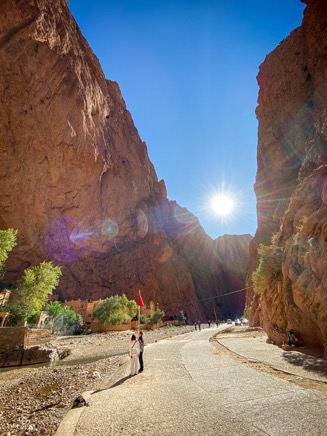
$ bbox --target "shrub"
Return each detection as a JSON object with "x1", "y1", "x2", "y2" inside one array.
[
  {"x1": 252, "y1": 243, "x2": 284, "y2": 293},
  {"x1": 44, "y1": 301, "x2": 80, "y2": 335},
  {"x1": 150, "y1": 309, "x2": 165, "y2": 325},
  {"x1": 140, "y1": 314, "x2": 150, "y2": 324},
  {"x1": 178, "y1": 310, "x2": 187, "y2": 325}
]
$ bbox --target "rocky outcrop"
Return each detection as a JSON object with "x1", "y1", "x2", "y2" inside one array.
[
  {"x1": 246, "y1": 0, "x2": 327, "y2": 356},
  {"x1": 0, "y1": 0, "x2": 251, "y2": 321}
]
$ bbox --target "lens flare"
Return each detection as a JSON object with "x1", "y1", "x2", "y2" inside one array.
[
  {"x1": 44, "y1": 216, "x2": 85, "y2": 263},
  {"x1": 70, "y1": 217, "x2": 119, "y2": 252},
  {"x1": 45, "y1": 215, "x2": 121, "y2": 262},
  {"x1": 174, "y1": 204, "x2": 198, "y2": 225},
  {"x1": 136, "y1": 209, "x2": 148, "y2": 238}
]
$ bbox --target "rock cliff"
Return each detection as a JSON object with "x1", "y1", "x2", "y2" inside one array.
[
  {"x1": 0, "y1": 0, "x2": 251, "y2": 321},
  {"x1": 246, "y1": 0, "x2": 327, "y2": 356}
]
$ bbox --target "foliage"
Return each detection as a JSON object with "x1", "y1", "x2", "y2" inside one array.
[
  {"x1": 44, "y1": 301, "x2": 80, "y2": 334},
  {"x1": 93, "y1": 294, "x2": 137, "y2": 326},
  {"x1": 0, "y1": 229, "x2": 17, "y2": 282},
  {"x1": 140, "y1": 314, "x2": 150, "y2": 324},
  {"x1": 150, "y1": 309, "x2": 165, "y2": 325},
  {"x1": 9, "y1": 261, "x2": 61, "y2": 322},
  {"x1": 162, "y1": 324, "x2": 178, "y2": 329},
  {"x1": 126, "y1": 297, "x2": 138, "y2": 319},
  {"x1": 3, "y1": 301, "x2": 29, "y2": 326},
  {"x1": 252, "y1": 243, "x2": 284, "y2": 293},
  {"x1": 178, "y1": 310, "x2": 187, "y2": 325}
]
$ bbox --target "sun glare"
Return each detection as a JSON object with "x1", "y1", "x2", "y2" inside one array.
[{"x1": 211, "y1": 194, "x2": 234, "y2": 216}]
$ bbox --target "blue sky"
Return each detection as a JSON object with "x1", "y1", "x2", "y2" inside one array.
[{"x1": 68, "y1": 0, "x2": 305, "y2": 239}]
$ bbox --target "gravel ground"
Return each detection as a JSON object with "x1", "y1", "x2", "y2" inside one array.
[{"x1": 0, "y1": 325, "x2": 194, "y2": 435}]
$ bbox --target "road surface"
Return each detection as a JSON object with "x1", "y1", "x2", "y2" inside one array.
[{"x1": 58, "y1": 327, "x2": 327, "y2": 435}]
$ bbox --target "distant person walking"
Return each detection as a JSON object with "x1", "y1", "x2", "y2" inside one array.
[
  {"x1": 194, "y1": 322, "x2": 197, "y2": 331},
  {"x1": 129, "y1": 334, "x2": 140, "y2": 376},
  {"x1": 198, "y1": 320, "x2": 201, "y2": 331},
  {"x1": 138, "y1": 331, "x2": 144, "y2": 372}
]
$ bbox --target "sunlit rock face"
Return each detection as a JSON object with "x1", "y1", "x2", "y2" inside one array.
[
  {"x1": 246, "y1": 0, "x2": 327, "y2": 356},
  {"x1": 0, "y1": 0, "x2": 251, "y2": 321}
]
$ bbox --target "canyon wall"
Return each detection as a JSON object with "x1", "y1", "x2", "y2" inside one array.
[
  {"x1": 246, "y1": 0, "x2": 327, "y2": 356},
  {"x1": 0, "y1": 0, "x2": 251, "y2": 321}
]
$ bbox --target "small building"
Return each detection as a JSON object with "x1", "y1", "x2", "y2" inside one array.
[{"x1": 64, "y1": 299, "x2": 101, "y2": 326}]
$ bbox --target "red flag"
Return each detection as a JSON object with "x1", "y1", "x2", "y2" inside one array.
[{"x1": 137, "y1": 290, "x2": 144, "y2": 307}]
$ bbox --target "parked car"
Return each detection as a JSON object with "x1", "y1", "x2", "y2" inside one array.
[
  {"x1": 226, "y1": 319, "x2": 233, "y2": 324},
  {"x1": 241, "y1": 318, "x2": 249, "y2": 325},
  {"x1": 234, "y1": 318, "x2": 242, "y2": 326}
]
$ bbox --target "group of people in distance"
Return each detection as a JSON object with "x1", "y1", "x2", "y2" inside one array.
[
  {"x1": 194, "y1": 320, "x2": 224, "y2": 331},
  {"x1": 129, "y1": 331, "x2": 144, "y2": 376}
]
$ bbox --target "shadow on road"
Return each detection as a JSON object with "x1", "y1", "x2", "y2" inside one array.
[
  {"x1": 91, "y1": 375, "x2": 131, "y2": 394},
  {"x1": 282, "y1": 350, "x2": 327, "y2": 378}
]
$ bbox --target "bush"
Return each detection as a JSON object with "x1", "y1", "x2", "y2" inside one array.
[
  {"x1": 93, "y1": 294, "x2": 137, "y2": 326},
  {"x1": 44, "y1": 301, "x2": 80, "y2": 335},
  {"x1": 140, "y1": 314, "x2": 150, "y2": 324},
  {"x1": 150, "y1": 309, "x2": 165, "y2": 325},
  {"x1": 252, "y1": 243, "x2": 284, "y2": 293},
  {"x1": 178, "y1": 310, "x2": 187, "y2": 325}
]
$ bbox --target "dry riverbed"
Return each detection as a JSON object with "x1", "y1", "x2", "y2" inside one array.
[{"x1": 0, "y1": 325, "x2": 194, "y2": 435}]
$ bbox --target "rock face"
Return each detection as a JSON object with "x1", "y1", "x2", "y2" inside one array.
[
  {"x1": 246, "y1": 0, "x2": 327, "y2": 356},
  {"x1": 0, "y1": 0, "x2": 251, "y2": 321}
]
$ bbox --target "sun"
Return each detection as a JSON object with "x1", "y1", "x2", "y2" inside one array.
[{"x1": 211, "y1": 194, "x2": 234, "y2": 216}]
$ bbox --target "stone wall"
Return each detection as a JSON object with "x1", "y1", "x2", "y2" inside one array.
[
  {"x1": 0, "y1": 327, "x2": 55, "y2": 367},
  {"x1": 91, "y1": 321, "x2": 132, "y2": 333},
  {"x1": 27, "y1": 329, "x2": 53, "y2": 347},
  {"x1": 0, "y1": 327, "x2": 26, "y2": 352},
  {"x1": 0, "y1": 327, "x2": 53, "y2": 352}
]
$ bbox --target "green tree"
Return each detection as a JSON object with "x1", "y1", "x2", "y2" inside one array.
[
  {"x1": 0, "y1": 228, "x2": 17, "y2": 282},
  {"x1": 150, "y1": 309, "x2": 165, "y2": 325},
  {"x1": 8, "y1": 261, "x2": 61, "y2": 323},
  {"x1": 44, "y1": 301, "x2": 80, "y2": 334},
  {"x1": 126, "y1": 297, "x2": 138, "y2": 319},
  {"x1": 178, "y1": 310, "x2": 187, "y2": 325},
  {"x1": 93, "y1": 294, "x2": 137, "y2": 326}
]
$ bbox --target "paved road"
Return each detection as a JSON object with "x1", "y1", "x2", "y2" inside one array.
[{"x1": 57, "y1": 328, "x2": 327, "y2": 435}]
